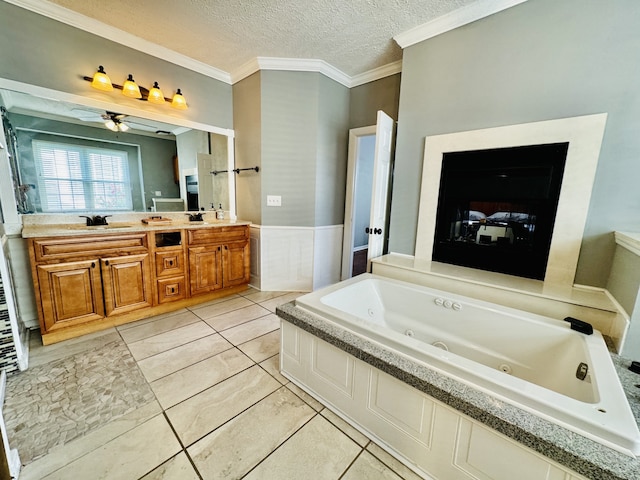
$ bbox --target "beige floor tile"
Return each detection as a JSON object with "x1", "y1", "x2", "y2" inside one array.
[
  {"x1": 243, "y1": 415, "x2": 361, "y2": 479},
  {"x1": 186, "y1": 293, "x2": 241, "y2": 309},
  {"x1": 127, "y1": 321, "x2": 215, "y2": 360},
  {"x1": 190, "y1": 296, "x2": 254, "y2": 320},
  {"x1": 202, "y1": 303, "x2": 271, "y2": 332},
  {"x1": 285, "y1": 383, "x2": 325, "y2": 411},
  {"x1": 366, "y1": 443, "x2": 425, "y2": 480},
  {"x1": 139, "y1": 452, "x2": 200, "y2": 480},
  {"x1": 166, "y1": 365, "x2": 281, "y2": 446},
  {"x1": 150, "y1": 348, "x2": 254, "y2": 409},
  {"x1": 19, "y1": 401, "x2": 163, "y2": 480},
  {"x1": 117, "y1": 308, "x2": 189, "y2": 331},
  {"x1": 29, "y1": 329, "x2": 120, "y2": 367},
  {"x1": 119, "y1": 310, "x2": 202, "y2": 344},
  {"x1": 188, "y1": 386, "x2": 316, "y2": 479},
  {"x1": 320, "y1": 408, "x2": 370, "y2": 447},
  {"x1": 342, "y1": 450, "x2": 403, "y2": 480},
  {"x1": 137, "y1": 333, "x2": 233, "y2": 382},
  {"x1": 43, "y1": 414, "x2": 181, "y2": 480},
  {"x1": 259, "y1": 354, "x2": 288, "y2": 384},
  {"x1": 237, "y1": 330, "x2": 280, "y2": 363},
  {"x1": 258, "y1": 292, "x2": 305, "y2": 313},
  {"x1": 219, "y1": 314, "x2": 280, "y2": 345},
  {"x1": 242, "y1": 289, "x2": 289, "y2": 303}
]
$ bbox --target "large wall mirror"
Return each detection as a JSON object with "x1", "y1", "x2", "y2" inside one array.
[{"x1": 0, "y1": 83, "x2": 235, "y2": 218}]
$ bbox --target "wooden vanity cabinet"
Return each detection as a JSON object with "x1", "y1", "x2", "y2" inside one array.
[
  {"x1": 187, "y1": 225, "x2": 250, "y2": 296},
  {"x1": 29, "y1": 233, "x2": 152, "y2": 337},
  {"x1": 151, "y1": 231, "x2": 187, "y2": 304},
  {"x1": 28, "y1": 224, "x2": 250, "y2": 344}
]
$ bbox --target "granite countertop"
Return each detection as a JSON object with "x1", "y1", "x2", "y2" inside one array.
[
  {"x1": 276, "y1": 301, "x2": 640, "y2": 480},
  {"x1": 21, "y1": 215, "x2": 251, "y2": 238}
]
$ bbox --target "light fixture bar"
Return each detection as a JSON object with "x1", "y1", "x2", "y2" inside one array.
[{"x1": 83, "y1": 71, "x2": 187, "y2": 109}]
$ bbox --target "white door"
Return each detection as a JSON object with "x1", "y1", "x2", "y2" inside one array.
[{"x1": 341, "y1": 111, "x2": 395, "y2": 279}]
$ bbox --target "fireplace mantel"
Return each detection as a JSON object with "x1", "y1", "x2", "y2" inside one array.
[{"x1": 415, "y1": 113, "x2": 608, "y2": 288}]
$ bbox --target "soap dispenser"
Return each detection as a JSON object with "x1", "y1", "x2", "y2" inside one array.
[{"x1": 216, "y1": 203, "x2": 225, "y2": 220}]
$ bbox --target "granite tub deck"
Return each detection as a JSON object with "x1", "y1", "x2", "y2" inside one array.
[{"x1": 276, "y1": 302, "x2": 640, "y2": 480}]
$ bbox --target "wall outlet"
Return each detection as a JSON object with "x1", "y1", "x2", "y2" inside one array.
[
  {"x1": 155, "y1": 191, "x2": 162, "y2": 196},
  {"x1": 267, "y1": 195, "x2": 282, "y2": 207}
]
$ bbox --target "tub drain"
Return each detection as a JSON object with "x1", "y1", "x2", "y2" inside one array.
[
  {"x1": 405, "y1": 329, "x2": 415, "y2": 337},
  {"x1": 499, "y1": 364, "x2": 512, "y2": 374},
  {"x1": 432, "y1": 341, "x2": 449, "y2": 351}
]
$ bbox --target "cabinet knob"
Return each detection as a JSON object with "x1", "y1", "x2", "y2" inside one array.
[
  {"x1": 91, "y1": 262, "x2": 95, "y2": 268},
  {"x1": 105, "y1": 260, "x2": 110, "y2": 266}
]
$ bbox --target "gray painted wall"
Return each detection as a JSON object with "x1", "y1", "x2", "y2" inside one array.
[
  {"x1": 390, "y1": 0, "x2": 640, "y2": 287},
  {"x1": 233, "y1": 73, "x2": 263, "y2": 224},
  {"x1": 255, "y1": 71, "x2": 350, "y2": 228},
  {"x1": 0, "y1": 2, "x2": 233, "y2": 130},
  {"x1": 315, "y1": 75, "x2": 350, "y2": 226},
  {"x1": 349, "y1": 74, "x2": 401, "y2": 129}
]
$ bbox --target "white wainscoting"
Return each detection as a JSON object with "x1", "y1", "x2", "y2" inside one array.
[{"x1": 250, "y1": 225, "x2": 343, "y2": 292}]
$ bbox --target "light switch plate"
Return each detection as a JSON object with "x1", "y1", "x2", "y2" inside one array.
[
  {"x1": 267, "y1": 195, "x2": 281, "y2": 207},
  {"x1": 155, "y1": 191, "x2": 162, "y2": 196}
]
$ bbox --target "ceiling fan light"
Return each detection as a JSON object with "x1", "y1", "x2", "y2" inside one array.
[
  {"x1": 118, "y1": 121, "x2": 130, "y2": 132},
  {"x1": 104, "y1": 119, "x2": 118, "y2": 131},
  {"x1": 122, "y1": 74, "x2": 142, "y2": 99},
  {"x1": 147, "y1": 82, "x2": 165, "y2": 104},
  {"x1": 171, "y1": 89, "x2": 188, "y2": 109},
  {"x1": 91, "y1": 65, "x2": 113, "y2": 92}
]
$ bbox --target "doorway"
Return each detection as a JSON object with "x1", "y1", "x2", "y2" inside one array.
[{"x1": 341, "y1": 111, "x2": 394, "y2": 280}]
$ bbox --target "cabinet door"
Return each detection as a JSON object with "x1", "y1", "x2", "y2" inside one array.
[
  {"x1": 222, "y1": 241, "x2": 250, "y2": 287},
  {"x1": 155, "y1": 249, "x2": 184, "y2": 277},
  {"x1": 188, "y1": 245, "x2": 223, "y2": 296},
  {"x1": 36, "y1": 260, "x2": 104, "y2": 332},
  {"x1": 101, "y1": 253, "x2": 152, "y2": 316}
]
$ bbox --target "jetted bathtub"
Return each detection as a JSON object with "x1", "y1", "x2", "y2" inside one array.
[{"x1": 294, "y1": 273, "x2": 640, "y2": 457}]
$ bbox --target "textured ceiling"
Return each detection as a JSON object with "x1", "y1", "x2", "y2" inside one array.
[{"x1": 45, "y1": 0, "x2": 479, "y2": 77}]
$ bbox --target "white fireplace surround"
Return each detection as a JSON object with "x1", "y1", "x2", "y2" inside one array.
[{"x1": 415, "y1": 113, "x2": 608, "y2": 287}]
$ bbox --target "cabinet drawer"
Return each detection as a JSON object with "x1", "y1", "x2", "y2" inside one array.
[
  {"x1": 33, "y1": 234, "x2": 148, "y2": 262},
  {"x1": 157, "y1": 276, "x2": 187, "y2": 303},
  {"x1": 187, "y1": 226, "x2": 248, "y2": 246},
  {"x1": 155, "y1": 250, "x2": 185, "y2": 277}
]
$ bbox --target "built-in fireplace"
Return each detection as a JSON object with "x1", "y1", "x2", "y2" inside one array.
[
  {"x1": 415, "y1": 114, "x2": 607, "y2": 287},
  {"x1": 433, "y1": 143, "x2": 568, "y2": 280}
]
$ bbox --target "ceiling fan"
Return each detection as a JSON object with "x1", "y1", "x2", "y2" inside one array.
[{"x1": 102, "y1": 111, "x2": 129, "y2": 132}]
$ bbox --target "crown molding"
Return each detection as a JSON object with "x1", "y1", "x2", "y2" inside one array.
[
  {"x1": 258, "y1": 57, "x2": 352, "y2": 87},
  {"x1": 4, "y1": 0, "x2": 232, "y2": 84},
  {"x1": 394, "y1": 0, "x2": 528, "y2": 48},
  {"x1": 350, "y1": 60, "x2": 402, "y2": 87}
]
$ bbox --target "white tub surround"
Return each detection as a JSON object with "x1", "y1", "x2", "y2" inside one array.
[
  {"x1": 277, "y1": 284, "x2": 640, "y2": 479},
  {"x1": 372, "y1": 253, "x2": 629, "y2": 352},
  {"x1": 415, "y1": 113, "x2": 607, "y2": 287}
]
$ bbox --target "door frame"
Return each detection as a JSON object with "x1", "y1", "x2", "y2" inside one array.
[{"x1": 341, "y1": 125, "x2": 376, "y2": 280}]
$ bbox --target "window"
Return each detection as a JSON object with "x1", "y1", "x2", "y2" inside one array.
[{"x1": 33, "y1": 140, "x2": 133, "y2": 212}]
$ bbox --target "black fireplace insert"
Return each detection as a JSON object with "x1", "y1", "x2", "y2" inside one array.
[{"x1": 432, "y1": 142, "x2": 568, "y2": 280}]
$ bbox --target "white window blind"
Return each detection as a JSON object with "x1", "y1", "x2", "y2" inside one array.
[{"x1": 33, "y1": 140, "x2": 133, "y2": 212}]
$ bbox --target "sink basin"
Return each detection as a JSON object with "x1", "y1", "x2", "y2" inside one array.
[{"x1": 65, "y1": 223, "x2": 134, "y2": 230}]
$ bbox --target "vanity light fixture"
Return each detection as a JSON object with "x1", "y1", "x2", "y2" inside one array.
[
  {"x1": 84, "y1": 67, "x2": 188, "y2": 109},
  {"x1": 147, "y1": 82, "x2": 165, "y2": 105},
  {"x1": 121, "y1": 74, "x2": 142, "y2": 99},
  {"x1": 171, "y1": 89, "x2": 188, "y2": 110},
  {"x1": 90, "y1": 66, "x2": 113, "y2": 92}
]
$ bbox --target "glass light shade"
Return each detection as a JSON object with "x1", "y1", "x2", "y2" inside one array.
[
  {"x1": 147, "y1": 82, "x2": 165, "y2": 104},
  {"x1": 122, "y1": 74, "x2": 142, "y2": 99},
  {"x1": 171, "y1": 89, "x2": 188, "y2": 109},
  {"x1": 104, "y1": 119, "x2": 118, "y2": 131},
  {"x1": 91, "y1": 66, "x2": 113, "y2": 92},
  {"x1": 118, "y1": 122, "x2": 130, "y2": 132}
]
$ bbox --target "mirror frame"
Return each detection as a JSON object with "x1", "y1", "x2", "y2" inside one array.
[{"x1": 0, "y1": 78, "x2": 236, "y2": 227}]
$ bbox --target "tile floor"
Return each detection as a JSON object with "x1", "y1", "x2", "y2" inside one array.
[{"x1": 4, "y1": 288, "x2": 423, "y2": 480}]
